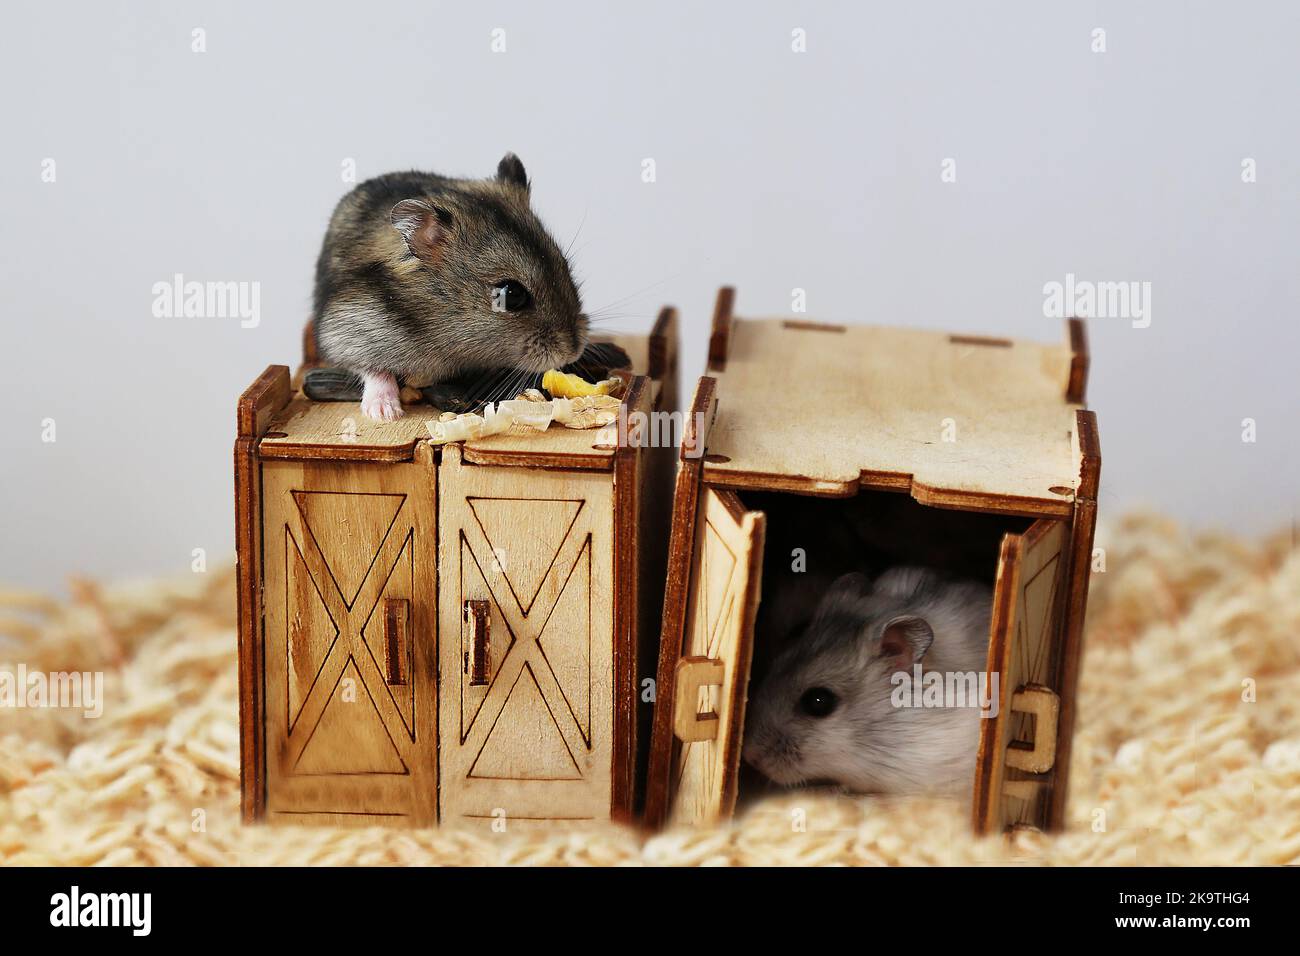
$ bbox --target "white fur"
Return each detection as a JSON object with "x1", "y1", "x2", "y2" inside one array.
[
  {"x1": 743, "y1": 567, "x2": 993, "y2": 796},
  {"x1": 360, "y1": 371, "x2": 403, "y2": 422}
]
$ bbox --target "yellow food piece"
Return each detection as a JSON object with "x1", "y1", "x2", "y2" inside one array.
[{"x1": 542, "y1": 369, "x2": 611, "y2": 398}]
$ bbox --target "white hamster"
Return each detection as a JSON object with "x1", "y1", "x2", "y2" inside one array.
[{"x1": 742, "y1": 567, "x2": 993, "y2": 796}]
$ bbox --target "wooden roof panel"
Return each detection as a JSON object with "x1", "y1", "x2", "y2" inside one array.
[{"x1": 701, "y1": 319, "x2": 1084, "y2": 516}]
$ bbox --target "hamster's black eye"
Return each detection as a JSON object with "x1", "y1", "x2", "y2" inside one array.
[
  {"x1": 492, "y1": 280, "x2": 532, "y2": 313},
  {"x1": 799, "y1": 687, "x2": 838, "y2": 718}
]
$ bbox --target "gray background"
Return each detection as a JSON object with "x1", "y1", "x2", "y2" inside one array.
[{"x1": 2, "y1": 0, "x2": 1297, "y2": 591}]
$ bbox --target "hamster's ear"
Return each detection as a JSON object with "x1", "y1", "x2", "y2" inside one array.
[
  {"x1": 391, "y1": 200, "x2": 452, "y2": 263},
  {"x1": 495, "y1": 152, "x2": 530, "y2": 193},
  {"x1": 878, "y1": 615, "x2": 934, "y2": 667}
]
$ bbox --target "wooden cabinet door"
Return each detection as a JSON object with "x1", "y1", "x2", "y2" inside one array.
[
  {"x1": 437, "y1": 447, "x2": 614, "y2": 829},
  {"x1": 974, "y1": 518, "x2": 1068, "y2": 834},
  {"x1": 666, "y1": 487, "x2": 766, "y2": 826},
  {"x1": 262, "y1": 459, "x2": 437, "y2": 825}
]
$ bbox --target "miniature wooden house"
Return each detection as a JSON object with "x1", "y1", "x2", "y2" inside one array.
[
  {"x1": 645, "y1": 288, "x2": 1101, "y2": 834},
  {"x1": 235, "y1": 313, "x2": 679, "y2": 829}
]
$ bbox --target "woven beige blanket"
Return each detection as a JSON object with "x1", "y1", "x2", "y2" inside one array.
[{"x1": 2, "y1": 514, "x2": 1297, "y2": 865}]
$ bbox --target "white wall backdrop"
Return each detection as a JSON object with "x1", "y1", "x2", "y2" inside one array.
[{"x1": 2, "y1": 0, "x2": 1297, "y2": 591}]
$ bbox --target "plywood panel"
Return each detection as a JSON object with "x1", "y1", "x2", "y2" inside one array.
[
  {"x1": 643, "y1": 377, "x2": 718, "y2": 826},
  {"x1": 262, "y1": 459, "x2": 437, "y2": 826},
  {"x1": 702, "y1": 318, "x2": 1083, "y2": 515},
  {"x1": 668, "y1": 488, "x2": 765, "y2": 826},
  {"x1": 437, "y1": 447, "x2": 614, "y2": 829},
  {"x1": 236, "y1": 365, "x2": 293, "y2": 821},
  {"x1": 973, "y1": 518, "x2": 1068, "y2": 833}
]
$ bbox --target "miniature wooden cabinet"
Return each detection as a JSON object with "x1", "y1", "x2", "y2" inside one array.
[
  {"x1": 645, "y1": 289, "x2": 1101, "y2": 834},
  {"x1": 236, "y1": 315, "x2": 678, "y2": 829}
]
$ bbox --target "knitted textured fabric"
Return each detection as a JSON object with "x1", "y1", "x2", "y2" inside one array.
[{"x1": 2, "y1": 513, "x2": 1297, "y2": 866}]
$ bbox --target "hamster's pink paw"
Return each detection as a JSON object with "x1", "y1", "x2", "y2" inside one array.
[
  {"x1": 360, "y1": 372, "x2": 404, "y2": 422},
  {"x1": 361, "y1": 394, "x2": 404, "y2": 421}
]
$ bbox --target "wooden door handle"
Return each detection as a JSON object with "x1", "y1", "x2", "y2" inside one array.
[
  {"x1": 1006, "y1": 684, "x2": 1059, "y2": 773},
  {"x1": 673, "y1": 657, "x2": 726, "y2": 743},
  {"x1": 465, "y1": 599, "x2": 491, "y2": 686},
  {"x1": 382, "y1": 598, "x2": 409, "y2": 686}
]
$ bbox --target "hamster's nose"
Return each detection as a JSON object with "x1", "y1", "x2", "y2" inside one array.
[
  {"x1": 570, "y1": 316, "x2": 590, "y2": 356},
  {"x1": 559, "y1": 334, "x2": 584, "y2": 366}
]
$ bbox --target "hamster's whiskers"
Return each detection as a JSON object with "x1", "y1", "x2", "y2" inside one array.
[
  {"x1": 563, "y1": 208, "x2": 588, "y2": 261},
  {"x1": 585, "y1": 270, "x2": 687, "y2": 317}
]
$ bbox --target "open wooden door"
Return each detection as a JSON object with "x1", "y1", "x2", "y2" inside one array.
[
  {"x1": 654, "y1": 486, "x2": 766, "y2": 826},
  {"x1": 974, "y1": 518, "x2": 1069, "y2": 834}
]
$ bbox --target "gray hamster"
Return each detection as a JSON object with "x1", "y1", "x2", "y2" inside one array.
[
  {"x1": 742, "y1": 567, "x2": 993, "y2": 796},
  {"x1": 312, "y1": 153, "x2": 588, "y2": 420}
]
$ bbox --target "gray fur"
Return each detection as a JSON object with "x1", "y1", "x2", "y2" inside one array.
[
  {"x1": 313, "y1": 153, "x2": 588, "y2": 385},
  {"x1": 742, "y1": 567, "x2": 993, "y2": 796}
]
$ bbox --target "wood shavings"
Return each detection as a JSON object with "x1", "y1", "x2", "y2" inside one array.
[
  {"x1": 495, "y1": 399, "x2": 554, "y2": 431},
  {"x1": 0, "y1": 588, "x2": 60, "y2": 614},
  {"x1": 67, "y1": 578, "x2": 126, "y2": 666},
  {"x1": 426, "y1": 412, "x2": 488, "y2": 443},
  {"x1": 3, "y1": 517, "x2": 1299, "y2": 865},
  {"x1": 424, "y1": 394, "x2": 623, "y2": 444},
  {"x1": 558, "y1": 394, "x2": 621, "y2": 429}
]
